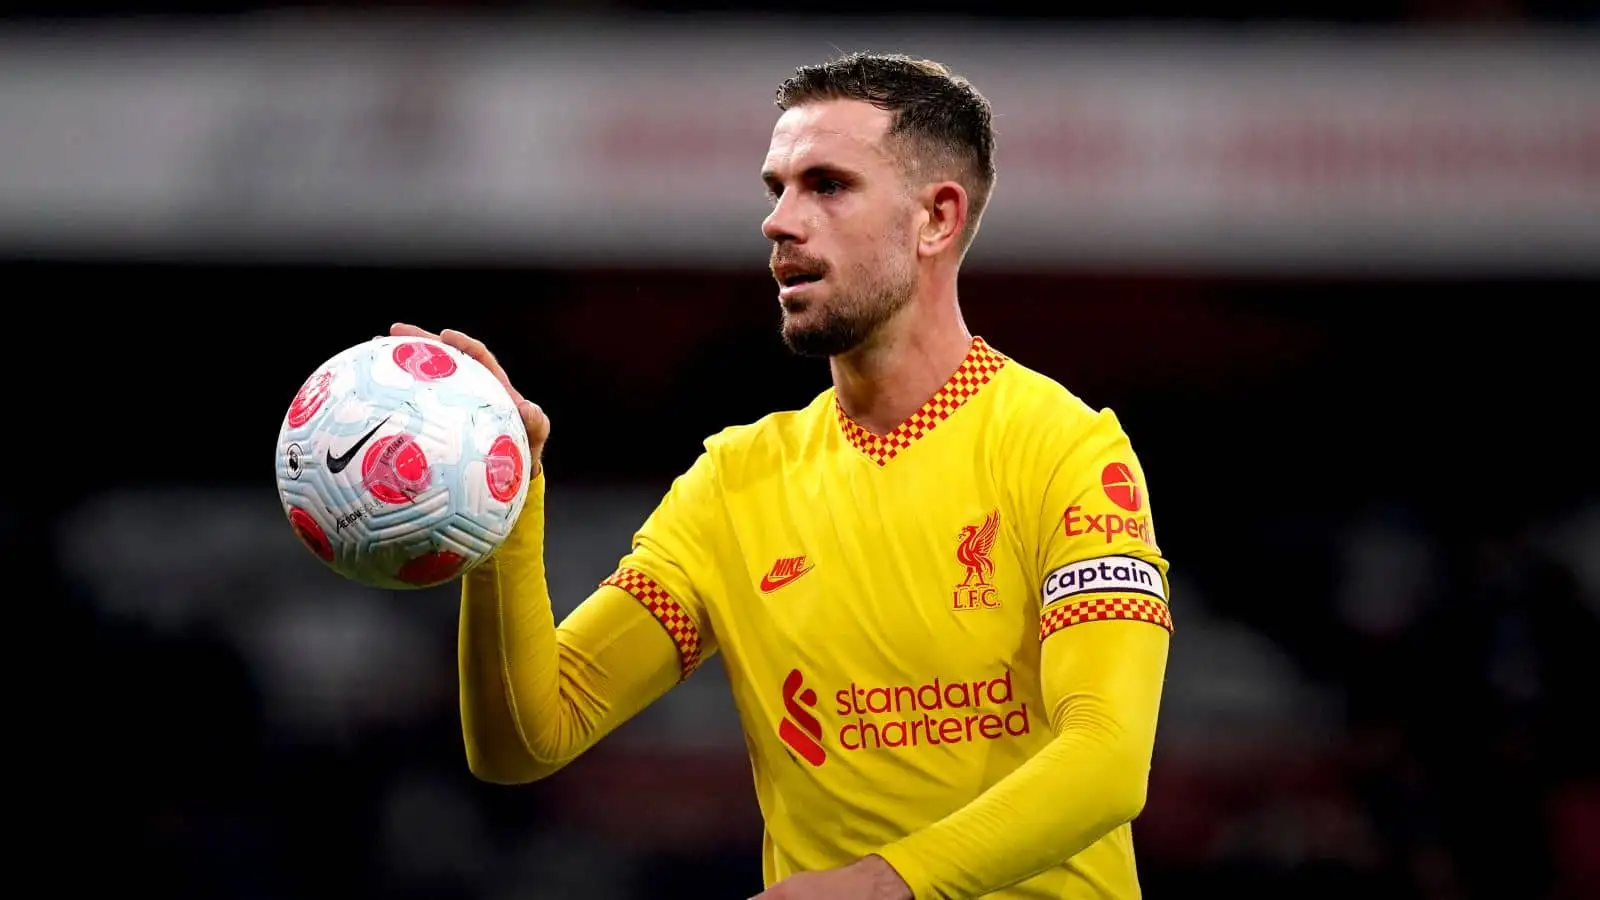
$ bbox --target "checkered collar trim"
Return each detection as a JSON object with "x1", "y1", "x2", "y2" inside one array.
[{"x1": 834, "y1": 336, "x2": 1009, "y2": 467}]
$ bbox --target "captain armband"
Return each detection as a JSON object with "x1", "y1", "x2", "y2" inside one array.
[{"x1": 1038, "y1": 555, "x2": 1172, "y2": 641}]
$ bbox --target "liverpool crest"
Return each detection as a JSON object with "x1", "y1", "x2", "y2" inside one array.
[{"x1": 953, "y1": 509, "x2": 1001, "y2": 610}]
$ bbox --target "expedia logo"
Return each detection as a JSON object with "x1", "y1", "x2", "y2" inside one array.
[
  {"x1": 1101, "y1": 462, "x2": 1143, "y2": 511},
  {"x1": 1064, "y1": 462, "x2": 1155, "y2": 546}
]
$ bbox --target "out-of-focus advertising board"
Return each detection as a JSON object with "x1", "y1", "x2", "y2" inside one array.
[{"x1": 1, "y1": 17, "x2": 1596, "y2": 273}]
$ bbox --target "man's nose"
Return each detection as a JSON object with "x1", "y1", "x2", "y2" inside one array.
[{"x1": 762, "y1": 193, "x2": 805, "y2": 243}]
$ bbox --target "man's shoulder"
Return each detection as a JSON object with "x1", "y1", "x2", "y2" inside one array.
[
  {"x1": 991, "y1": 353, "x2": 1107, "y2": 434},
  {"x1": 697, "y1": 387, "x2": 835, "y2": 475}
]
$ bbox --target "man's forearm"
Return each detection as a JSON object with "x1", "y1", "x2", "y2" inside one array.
[
  {"x1": 458, "y1": 472, "x2": 563, "y2": 782},
  {"x1": 873, "y1": 621, "x2": 1170, "y2": 899},
  {"x1": 873, "y1": 714, "x2": 1151, "y2": 898},
  {"x1": 458, "y1": 474, "x2": 683, "y2": 783}
]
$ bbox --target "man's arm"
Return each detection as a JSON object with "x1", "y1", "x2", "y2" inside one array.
[
  {"x1": 458, "y1": 472, "x2": 689, "y2": 784},
  {"x1": 871, "y1": 616, "x2": 1169, "y2": 898},
  {"x1": 392, "y1": 325, "x2": 725, "y2": 787},
  {"x1": 870, "y1": 405, "x2": 1174, "y2": 898}
]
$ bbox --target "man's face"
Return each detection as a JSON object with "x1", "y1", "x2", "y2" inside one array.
[{"x1": 761, "y1": 99, "x2": 920, "y2": 358}]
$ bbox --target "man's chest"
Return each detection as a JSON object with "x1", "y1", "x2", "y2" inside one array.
[
  {"x1": 708, "y1": 466, "x2": 1041, "y2": 682},
  {"x1": 703, "y1": 466, "x2": 1051, "y2": 773}
]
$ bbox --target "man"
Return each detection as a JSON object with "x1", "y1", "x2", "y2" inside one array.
[{"x1": 395, "y1": 51, "x2": 1172, "y2": 900}]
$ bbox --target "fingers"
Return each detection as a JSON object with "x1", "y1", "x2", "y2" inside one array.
[
  {"x1": 438, "y1": 328, "x2": 525, "y2": 404},
  {"x1": 520, "y1": 400, "x2": 551, "y2": 444},
  {"x1": 519, "y1": 402, "x2": 551, "y2": 473},
  {"x1": 386, "y1": 324, "x2": 545, "y2": 447},
  {"x1": 438, "y1": 328, "x2": 486, "y2": 358},
  {"x1": 390, "y1": 322, "x2": 437, "y2": 340},
  {"x1": 393, "y1": 324, "x2": 525, "y2": 406}
]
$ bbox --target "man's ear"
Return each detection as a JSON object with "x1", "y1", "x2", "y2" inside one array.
[{"x1": 917, "y1": 180, "x2": 968, "y2": 259}]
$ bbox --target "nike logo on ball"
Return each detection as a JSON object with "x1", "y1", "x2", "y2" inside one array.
[{"x1": 326, "y1": 415, "x2": 392, "y2": 473}]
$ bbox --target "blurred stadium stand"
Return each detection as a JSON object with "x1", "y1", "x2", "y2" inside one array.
[{"x1": 12, "y1": 2, "x2": 1597, "y2": 899}]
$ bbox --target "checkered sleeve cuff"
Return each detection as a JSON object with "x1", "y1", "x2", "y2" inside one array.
[
  {"x1": 1040, "y1": 595, "x2": 1173, "y2": 642},
  {"x1": 601, "y1": 567, "x2": 704, "y2": 680}
]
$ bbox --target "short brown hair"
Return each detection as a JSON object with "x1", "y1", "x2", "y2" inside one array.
[{"x1": 774, "y1": 52, "x2": 997, "y2": 254}]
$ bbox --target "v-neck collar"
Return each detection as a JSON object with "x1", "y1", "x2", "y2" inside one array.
[{"x1": 833, "y1": 336, "x2": 1009, "y2": 467}]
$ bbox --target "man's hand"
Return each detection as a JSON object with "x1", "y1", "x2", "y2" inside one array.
[
  {"x1": 389, "y1": 322, "x2": 551, "y2": 474},
  {"x1": 750, "y1": 855, "x2": 913, "y2": 900}
]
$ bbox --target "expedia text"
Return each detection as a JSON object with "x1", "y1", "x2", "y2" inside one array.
[{"x1": 1064, "y1": 505, "x2": 1154, "y2": 546}]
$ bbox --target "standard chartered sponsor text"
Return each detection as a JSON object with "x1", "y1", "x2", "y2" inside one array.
[{"x1": 834, "y1": 669, "x2": 1031, "y2": 751}]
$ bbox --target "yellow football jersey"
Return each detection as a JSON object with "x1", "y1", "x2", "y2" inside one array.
[{"x1": 598, "y1": 337, "x2": 1173, "y2": 899}]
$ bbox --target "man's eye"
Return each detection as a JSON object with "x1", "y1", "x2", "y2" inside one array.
[{"x1": 816, "y1": 180, "x2": 842, "y2": 195}]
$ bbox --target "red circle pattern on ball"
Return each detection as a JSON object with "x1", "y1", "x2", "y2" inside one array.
[
  {"x1": 288, "y1": 507, "x2": 333, "y2": 561},
  {"x1": 392, "y1": 342, "x2": 458, "y2": 381},
  {"x1": 485, "y1": 435, "x2": 524, "y2": 503},
  {"x1": 398, "y1": 550, "x2": 468, "y2": 586},
  {"x1": 286, "y1": 370, "x2": 333, "y2": 428},
  {"x1": 361, "y1": 434, "x2": 432, "y2": 504}
]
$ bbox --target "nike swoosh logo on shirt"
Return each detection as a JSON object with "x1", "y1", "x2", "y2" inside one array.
[
  {"x1": 759, "y1": 557, "x2": 815, "y2": 593},
  {"x1": 325, "y1": 415, "x2": 391, "y2": 474}
]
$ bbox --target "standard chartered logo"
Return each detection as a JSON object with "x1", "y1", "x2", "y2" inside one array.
[{"x1": 833, "y1": 670, "x2": 1032, "y2": 751}]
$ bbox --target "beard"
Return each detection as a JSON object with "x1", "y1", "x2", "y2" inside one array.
[{"x1": 779, "y1": 260, "x2": 916, "y2": 358}]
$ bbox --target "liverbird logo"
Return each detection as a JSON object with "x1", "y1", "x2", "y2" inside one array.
[{"x1": 953, "y1": 509, "x2": 1002, "y2": 610}]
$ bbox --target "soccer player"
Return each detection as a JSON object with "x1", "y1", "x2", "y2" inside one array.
[{"x1": 395, "y1": 51, "x2": 1173, "y2": 900}]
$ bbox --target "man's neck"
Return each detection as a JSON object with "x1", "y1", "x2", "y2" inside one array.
[{"x1": 830, "y1": 300, "x2": 972, "y2": 437}]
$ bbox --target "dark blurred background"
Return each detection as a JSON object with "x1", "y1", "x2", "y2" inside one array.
[{"x1": 12, "y1": 2, "x2": 1598, "y2": 899}]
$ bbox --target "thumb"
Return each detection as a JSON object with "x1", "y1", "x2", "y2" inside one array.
[{"x1": 518, "y1": 400, "x2": 551, "y2": 449}]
